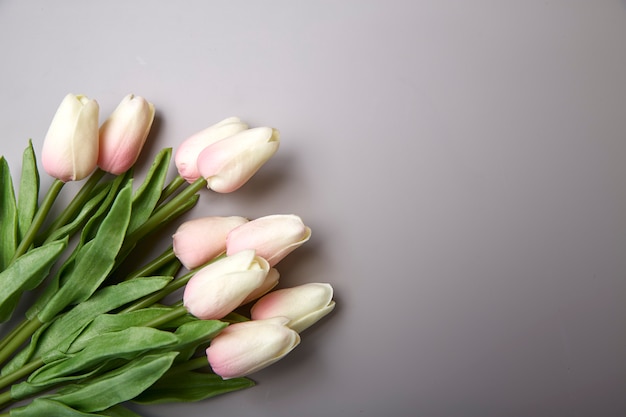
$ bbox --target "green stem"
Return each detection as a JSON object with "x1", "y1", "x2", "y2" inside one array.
[
  {"x1": 0, "y1": 389, "x2": 13, "y2": 413},
  {"x1": 0, "y1": 320, "x2": 29, "y2": 353},
  {"x1": 124, "y1": 246, "x2": 176, "y2": 281},
  {"x1": 141, "y1": 305, "x2": 188, "y2": 328},
  {"x1": 158, "y1": 174, "x2": 186, "y2": 204},
  {"x1": 0, "y1": 357, "x2": 43, "y2": 392},
  {"x1": 119, "y1": 269, "x2": 196, "y2": 313},
  {"x1": 10, "y1": 179, "x2": 64, "y2": 263},
  {"x1": 36, "y1": 169, "x2": 106, "y2": 245},
  {"x1": 120, "y1": 177, "x2": 206, "y2": 256},
  {"x1": 132, "y1": 177, "x2": 206, "y2": 241},
  {"x1": 120, "y1": 253, "x2": 224, "y2": 313},
  {"x1": 0, "y1": 318, "x2": 43, "y2": 368}
]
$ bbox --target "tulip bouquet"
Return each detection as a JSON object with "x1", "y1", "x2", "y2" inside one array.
[{"x1": 0, "y1": 93, "x2": 335, "y2": 416}]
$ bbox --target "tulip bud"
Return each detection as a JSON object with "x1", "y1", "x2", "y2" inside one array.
[
  {"x1": 197, "y1": 126, "x2": 280, "y2": 193},
  {"x1": 241, "y1": 267, "x2": 280, "y2": 305},
  {"x1": 206, "y1": 317, "x2": 300, "y2": 379},
  {"x1": 175, "y1": 117, "x2": 248, "y2": 183},
  {"x1": 251, "y1": 283, "x2": 335, "y2": 332},
  {"x1": 226, "y1": 214, "x2": 311, "y2": 266},
  {"x1": 98, "y1": 94, "x2": 155, "y2": 174},
  {"x1": 42, "y1": 93, "x2": 100, "y2": 182},
  {"x1": 173, "y1": 216, "x2": 249, "y2": 269},
  {"x1": 183, "y1": 249, "x2": 269, "y2": 320}
]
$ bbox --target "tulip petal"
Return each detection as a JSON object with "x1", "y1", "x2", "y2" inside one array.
[
  {"x1": 98, "y1": 94, "x2": 155, "y2": 174},
  {"x1": 197, "y1": 127, "x2": 280, "y2": 193},
  {"x1": 42, "y1": 94, "x2": 99, "y2": 182},
  {"x1": 175, "y1": 117, "x2": 248, "y2": 182},
  {"x1": 226, "y1": 214, "x2": 311, "y2": 266},
  {"x1": 251, "y1": 283, "x2": 335, "y2": 332},
  {"x1": 206, "y1": 317, "x2": 300, "y2": 379},
  {"x1": 183, "y1": 250, "x2": 269, "y2": 320},
  {"x1": 172, "y1": 216, "x2": 248, "y2": 269}
]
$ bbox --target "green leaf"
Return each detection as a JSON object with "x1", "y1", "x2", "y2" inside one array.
[
  {"x1": 168, "y1": 320, "x2": 227, "y2": 363},
  {"x1": 50, "y1": 352, "x2": 178, "y2": 412},
  {"x1": 0, "y1": 239, "x2": 67, "y2": 322},
  {"x1": 133, "y1": 370, "x2": 254, "y2": 404},
  {"x1": 118, "y1": 194, "x2": 199, "y2": 263},
  {"x1": 11, "y1": 360, "x2": 109, "y2": 401},
  {"x1": 99, "y1": 405, "x2": 144, "y2": 417},
  {"x1": 10, "y1": 398, "x2": 107, "y2": 417},
  {"x1": 128, "y1": 148, "x2": 172, "y2": 233},
  {"x1": 79, "y1": 172, "x2": 132, "y2": 245},
  {"x1": 68, "y1": 306, "x2": 179, "y2": 352},
  {"x1": 9, "y1": 277, "x2": 171, "y2": 371},
  {"x1": 44, "y1": 183, "x2": 110, "y2": 244},
  {"x1": 1, "y1": 322, "x2": 51, "y2": 376},
  {"x1": 16, "y1": 140, "x2": 40, "y2": 242},
  {"x1": 172, "y1": 320, "x2": 227, "y2": 353},
  {"x1": 37, "y1": 183, "x2": 133, "y2": 323},
  {"x1": 30, "y1": 327, "x2": 178, "y2": 386},
  {"x1": 0, "y1": 156, "x2": 18, "y2": 271}
]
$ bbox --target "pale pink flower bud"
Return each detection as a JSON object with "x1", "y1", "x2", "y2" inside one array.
[
  {"x1": 183, "y1": 249, "x2": 269, "y2": 320},
  {"x1": 42, "y1": 93, "x2": 99, "y2": 182},
  {"x1": 226, "y1": 214, "x2": 311, "y2": 266},
  {"x1": 98, "y1": 94, "x2": 155, "y2": 174},
  {"x1": 172, "y1": 216, "x2": 249, "y2": 269},
  {"x1": 206, "y1": 317, "x2": 300, "y2": 379},
  {"x1": 197, "y1": 127, "x2": 280, "y2": 193},
  {"x1": 251, "y1": 283, "x2": 335, "y2": 332},
  {"x1": 241, "y1": 267, "x2": 280, "y2": 305},
  {"x1": 174, "y1": 117, "x2": 248, "y2": 183}
]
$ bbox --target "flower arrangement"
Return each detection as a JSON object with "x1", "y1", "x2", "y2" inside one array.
[{"x1": 0, "y1": 93, "x2": 335, "y2": 416}]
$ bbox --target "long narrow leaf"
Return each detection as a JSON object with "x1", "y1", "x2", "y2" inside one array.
[
  {"x1": 171, "y1": 320, "x2": 227, "y2": 353},
  {"x1": 17, "y1": 140, "x2": 40, "y2": 242},
  {"x1": 79, "y1": 172, "x2": 132, "y2": 246},
  {"x1": 99, "y1": 405, "x2": 144, "y2": 417},
  {"x1": 10, "y1": 398, "x2": 107, "y2": 417},
  {"x1": 0, "y1": 239, "x2": 67, "y2": 322},
  {"x1": 24, "y1": 176, "x2": 126, "y2": 322},
  {"x1": 133, "y1": 370, "x2": 254, "y2": 404},
  {"x1": 30, "y1": 327, "x2": 178, "y2": 386},
  {"x1": 0, "y1": 156, "x2": 18, "y2": 270},
  {"x1": 38, "y1": 183, "x2": 133, "y2": 323},
  {"x1": 67, "y1": 306, "x2": 182, "y2": 353},
  {"x1": 45, "y1": 183, "x2": 110, "y2": 244},
  {"x1": 11, "y1": 277, "x2": 171, "y2": 370},
  {"x1": 12, "y1": 360, "x2": 110, "y2": 401},
  {"x1": 50, "y1": 352, "x2": 178, "y2": 412},
  {"x1": 128, "y1": 148, "x2": 172, "y2": 233}
]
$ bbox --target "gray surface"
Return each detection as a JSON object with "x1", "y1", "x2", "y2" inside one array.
[{"x1": 1, "y1": 1, "x2": 626, "y2": 416}]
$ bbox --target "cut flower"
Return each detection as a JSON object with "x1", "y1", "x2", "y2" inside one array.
[
  {"x1": 41, "y1": 93, "x2": 99, "y2": 182},
  {"x1": 206, "y1": 317, "x2": 300, "y2": 379}
]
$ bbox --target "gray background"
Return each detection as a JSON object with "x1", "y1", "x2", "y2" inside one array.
[{"x1": 1, "y1": 1, "x2": 625, "y2": 416}]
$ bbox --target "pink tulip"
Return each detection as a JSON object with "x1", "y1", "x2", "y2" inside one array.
[
  {"x1": 183, "y1": 249, "x2": 268, "y2": 320},
  {"x1": 42, "y1": 93, "x2": 100, "y2": 182},
  {"x1": 251, "y1": 283, "x2": 335, "y2": 332},
  {"x1": 174, "y1": 117, "x2": 248, "y2": 183},
  {"x1": 197, "y1": 127, "x2": 280, "y2": 193},
  {"x1": 241, "y1": 267, "x2": 280, "y2": 305},
  {"x1": 226, "y1": 214, "x2": 311, "y2": 266},
  {"x1": 98, "y1": 94, "x2": 155, "y2": 174},
  {"x1": 206, "y1": 317, "x2": 300, "y2": 379},
  {"x1": 172, "y1": 216, "x2": 248, "y2": 269}
]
